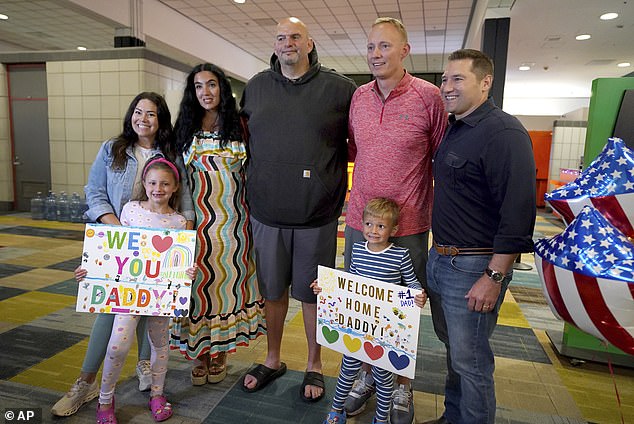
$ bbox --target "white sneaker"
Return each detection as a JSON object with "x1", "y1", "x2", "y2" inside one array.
[
  {"x1": 51, "y1": 378, "x2": 99, "y2": 416},
  {"x1": 136, "y1": 360, "x2": 152, "y2": 392},
  {"x1": 390, "y1": 383, "x2": 415, "y2": 424}
]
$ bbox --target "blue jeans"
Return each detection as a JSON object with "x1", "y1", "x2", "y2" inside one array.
[{"x1": 426, "y1": 248, "x2": 510, "y2": 424}]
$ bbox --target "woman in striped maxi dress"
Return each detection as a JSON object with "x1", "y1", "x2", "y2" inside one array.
[{"x1": 170, "y1": 63, "x2": 266, "y2": 385}]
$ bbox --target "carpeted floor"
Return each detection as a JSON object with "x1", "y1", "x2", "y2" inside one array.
[{"x1": 0, "y1": 210, "x2": 632, "y2": 423}]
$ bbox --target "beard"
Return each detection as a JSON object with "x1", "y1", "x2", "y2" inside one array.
[{"x1": 279, "y1": 51, "x2": 301, "y2": 66}]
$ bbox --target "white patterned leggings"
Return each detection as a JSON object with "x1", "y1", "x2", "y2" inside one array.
[{"x1": 99, "y1": 315, "x2": 169, "y2": 405}]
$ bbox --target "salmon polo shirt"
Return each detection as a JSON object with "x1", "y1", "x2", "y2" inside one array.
[{"x1": 346, "y1": 72, "x2": 447, "y2": 236}]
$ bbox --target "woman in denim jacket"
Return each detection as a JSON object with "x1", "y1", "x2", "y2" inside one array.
[{"x1": 51, "y1": 92, "x2": 193, "y2": 418}]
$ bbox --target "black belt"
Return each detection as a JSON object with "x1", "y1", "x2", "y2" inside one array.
[{"x1": 433, "y1": 240, "x2": 494, "y2": 256}]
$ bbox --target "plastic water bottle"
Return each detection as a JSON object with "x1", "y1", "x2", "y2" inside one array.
[
  {"x1": 57, "y1": 191, "x2": 70, "y2": 221},
  {"x1": 30, "y1": 192, "x2": 44, "y2": 220},
  {"x1": 45, "y1": 191, "x2": 57, "y2": 220},
  {"x1": 70, "y1": 192, "x2": 82, "y2": 223}
]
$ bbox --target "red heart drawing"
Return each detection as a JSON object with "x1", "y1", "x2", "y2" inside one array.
[
  {"x1": 152, "y1": 235, "x2": 173, "y2": 253},
  {"x1": 363, "y1": 341, "x2": 384, "y2": 360}
]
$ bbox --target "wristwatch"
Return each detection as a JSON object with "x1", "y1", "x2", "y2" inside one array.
[{"x1": 485, "y1": 267, "x2": 505, "y2": 283}]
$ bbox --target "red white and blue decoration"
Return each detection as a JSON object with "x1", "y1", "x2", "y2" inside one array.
[
  {"x1": 546, "y1": 137, "x2": 634, "y2": 238},
  {"x1": 535, "y1": 205, "x2": 634, "y2": 355}
]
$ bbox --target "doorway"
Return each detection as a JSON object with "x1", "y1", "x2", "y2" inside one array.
[{"x1": 8, "y1": 63, "x2": 50, "y2": 211}]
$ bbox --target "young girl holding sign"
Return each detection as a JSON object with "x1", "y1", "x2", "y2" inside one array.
[
  {"x1": 311, "y1": 198, "x2": 426, "y2": 424},
  {"x1": 78, "y1": 157, "x2": 196, "y2": 423}
]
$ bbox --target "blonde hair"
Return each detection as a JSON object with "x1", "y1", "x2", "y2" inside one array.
[
  {"x1": 363, "y1": 197, "x2": 400, "y2": 226},
  {"x1": 373, "y1": 17, "x2": 408, "y2": 43}
]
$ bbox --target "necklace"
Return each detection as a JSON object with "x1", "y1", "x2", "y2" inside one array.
[{"x1": 203, "y1": 112, "x2": 220, "y2": 133}]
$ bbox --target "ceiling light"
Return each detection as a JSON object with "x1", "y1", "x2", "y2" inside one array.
[
  {"x1": 600, "y1": 12, "x2": 619, "y2": 20},
  {"x1": 233, "y1": 0, "x2": 246, "y2": 3},
  {"x1": 77, "y1": 46, "x2": 87, "y2": 51},
  {"x1": 0, "y1": 13, "x2": 8, "y2": 20},
  {"x1": 519, "y1": 65, "x2": 531, "y2": 71},
  {"x1": 575, "y1": 34, "x2": 591, "y2": 41},
  {"x1": 617, "y1": 62, "x2": 631, "y2": 68}
]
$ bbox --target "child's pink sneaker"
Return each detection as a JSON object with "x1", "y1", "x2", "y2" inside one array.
[{"x1": 148, "y1": 395, "x2": 173, "y2": 422}]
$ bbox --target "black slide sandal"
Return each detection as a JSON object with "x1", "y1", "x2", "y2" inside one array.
[{"x1": 241, "y1": 362, "x2": 287, "y2": 393}]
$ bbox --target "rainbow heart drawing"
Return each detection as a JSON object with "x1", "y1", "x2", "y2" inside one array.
[
  {"x1": 388, "y1": 351, "x2": 410, "y2": 370},
  {"x1": 343, "y1": 334, "x2": 361, "y2": 352},
  {"x1": 363, "y1": 341, "x2": 384, "y2": 360},
  {"x1": 322, "y1": 326, "x2": 339, "y2": 344}
]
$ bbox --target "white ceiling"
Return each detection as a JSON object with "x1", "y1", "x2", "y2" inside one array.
[{"x1": 0, "y1": 0, "x2": 632, "y2": 116}]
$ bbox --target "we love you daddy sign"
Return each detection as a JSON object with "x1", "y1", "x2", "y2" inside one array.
[
  {"x1": 76, "y1": 223, "x2": 196, "y2": 317},
  {"x1": 316, "y1": 266, "x2": 421, "y2": 378}
]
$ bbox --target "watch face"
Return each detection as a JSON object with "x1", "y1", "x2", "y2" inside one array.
[{"x1": 487, "y1": 268, "x2": 504, "y2": 282}]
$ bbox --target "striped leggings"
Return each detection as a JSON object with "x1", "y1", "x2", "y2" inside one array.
[{"x1": 332, "y1": 355, "x2": 393, "y2": 421}]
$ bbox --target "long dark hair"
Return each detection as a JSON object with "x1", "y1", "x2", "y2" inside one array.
[
  {"x1": 174, "y1": 63, "x2": 242, "y2": 154},
  {"x1": 111, "y1": 92, "x2": 175, "y2": 170}
]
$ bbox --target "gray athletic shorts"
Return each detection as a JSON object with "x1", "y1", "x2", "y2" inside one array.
[
  {"x1": 251, "y1": 216, "x2": 338, "y2": 303},
  {"x1": 343, "y1": 226, "x2": 430, "y2": 286}
]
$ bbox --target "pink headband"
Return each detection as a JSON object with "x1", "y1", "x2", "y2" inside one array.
[{"x1": 143, "y1": 158, "x2": 180, "y2": 181}]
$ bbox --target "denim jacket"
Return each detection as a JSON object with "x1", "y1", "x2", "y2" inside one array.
[{"x1": 84, "y1": 139, "x2": 194, "y2": 222}]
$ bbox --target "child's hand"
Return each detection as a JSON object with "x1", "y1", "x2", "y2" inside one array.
[
  {"x1": 74, "y1": 266, "x2": 87, "y2": 282},
  {"x1": 185, "y1": 265, "x2": 198, "y2": 280},
  {"x1": 310, "y1": 279, "x2": 322, "y2": 295},
  {"x1": 415, "y1": 290, "x2": 427, "y2": 308}
]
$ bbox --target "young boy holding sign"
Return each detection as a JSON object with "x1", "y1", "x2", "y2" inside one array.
[{"x1": 312, "y1": 198, "x2": 427, "y2": 424}]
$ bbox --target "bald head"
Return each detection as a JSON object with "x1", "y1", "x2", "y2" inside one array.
[
  {"x1": 277, "y1": 17, "x2": 309, "y2": 35},
  {"x1": 274, "y1": 16, "x2": 314, "y2": 78}
]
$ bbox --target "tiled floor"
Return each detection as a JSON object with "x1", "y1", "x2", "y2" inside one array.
[{"x1": 0, "y1": 211, "x2": 632, "y2": 424}]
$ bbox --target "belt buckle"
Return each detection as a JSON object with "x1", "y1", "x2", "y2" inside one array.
[{"x1": 448, "y1": 246, "x2": 459, "y2": 256}]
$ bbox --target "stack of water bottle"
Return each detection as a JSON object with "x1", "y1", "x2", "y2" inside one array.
[{"x1": 30, "y1": 191, "x2": 88, "y2": 223}]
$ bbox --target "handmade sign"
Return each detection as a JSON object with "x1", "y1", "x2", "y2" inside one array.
[
  {"x1": 534, "y1": 205, "x2": 634, "y2": 355},
  {"x1": 76, "y1": 223, "x2": 196, "y2": 317},
  {"x1": 316, "y1": 265, "x2": 422, "y2": 378},
  {"x1": 546, "y1": 137, "x2": 634, "y2": 237}
]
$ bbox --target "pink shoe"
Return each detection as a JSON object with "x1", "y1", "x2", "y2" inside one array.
[
  {"x1": 96, "y1": 398, "x2": 117, "y2": 424},
  {"x1": 148, "y1": 395, "x2": 173, "y2": 422}
]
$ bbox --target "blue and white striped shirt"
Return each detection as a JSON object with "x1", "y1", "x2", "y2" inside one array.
[{"x1": 349, "y1": 241, "x2": 422, "y2": 290}]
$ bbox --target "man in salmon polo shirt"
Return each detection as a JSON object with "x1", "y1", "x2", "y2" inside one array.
[{"x1": 344, "y1": 17, "x2": 447, "y2": 424}]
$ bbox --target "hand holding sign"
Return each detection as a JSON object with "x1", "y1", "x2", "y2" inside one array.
[
  {"x1": 315, "y1": 266, "x2": 421, "y2": 378},
  {"x1": 76, "y1": 223, "x2": 196, "y2": 317}
]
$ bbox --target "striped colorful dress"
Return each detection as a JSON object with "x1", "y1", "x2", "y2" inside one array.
[{"x1": 169, "y1": 131, "x2": 266, "y2": 359}]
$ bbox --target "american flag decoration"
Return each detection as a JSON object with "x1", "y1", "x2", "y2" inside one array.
[
  {"x1": 546, "y1": 137, "x2": 634, "y2": 238},
  {"x1": 534, "y1": 205, "x2": 634, "y2": 355}
]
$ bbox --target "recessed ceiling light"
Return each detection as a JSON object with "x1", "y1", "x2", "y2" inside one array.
[
  {"x1": 617, "y1": 62, "x2": 631, "y2": 68},
  {"x1": 519, "y1": 65, "x2": 531, "y2": 71},
  {"x1": 234, "y1": 0, "x2": 246, "y2": 3},
  {"x1": 575, "y1": 34, "x2": 591, "y2": 41},
  {"x1": 77, "y1": 46, "x2": 87, "y2": 51},
  {"x1": 0, "y1": 13, "x2": 8, "y2": 20},
  {"x1": 600, "y1": 12, "x2": 619, "y2": 20}
]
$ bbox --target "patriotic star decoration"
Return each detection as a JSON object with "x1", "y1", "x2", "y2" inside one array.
[
  {"x1": 534, "y1": 205, "x2": 634, "y2": 282},
  {"x1": 545, "y1": 137, "x2": 634, "y2": 201}
]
